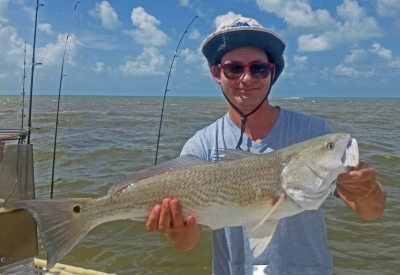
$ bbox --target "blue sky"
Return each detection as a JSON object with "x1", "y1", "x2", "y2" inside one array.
[{"x1": 0, "y1": 0, "x2": 399, "y2": 97}]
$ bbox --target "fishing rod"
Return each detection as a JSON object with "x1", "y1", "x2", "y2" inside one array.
[
  {"x1": 50, "y1": 1, "x2": 80, "y2": 199},
  {"x1": 3, "y1": 44, "x2": 28, "y2": 206},
  {"x1": 21, "y1": 41, "x2": 27, "y2": 130},
  {"x1": 27, "y1": 0, "x2": 44, "y2": 144},
  {"x1": 154, "y1": 15, "x2": 198, "y2": 166}
]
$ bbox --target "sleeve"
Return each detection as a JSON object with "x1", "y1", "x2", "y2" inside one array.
[
  {"x1": 322, "y1": 120, "x2": 335, "y2": 135},
  {"x1": 180, "y1": 133, "x2": 208, "y2": 160}
]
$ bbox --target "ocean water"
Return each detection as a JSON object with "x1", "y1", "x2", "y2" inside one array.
[{"x1": 0, "y1": 95, "x2": 399, "y2": 275}]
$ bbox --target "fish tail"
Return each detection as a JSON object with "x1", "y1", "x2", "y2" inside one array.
[{"x1": 15, "y1": 198, "x2": 95, "y2": 270}]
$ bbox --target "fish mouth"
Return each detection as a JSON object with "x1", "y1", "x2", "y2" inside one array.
[{"x1": 341, "y1": 138, "x2": 359, "y2": 170}]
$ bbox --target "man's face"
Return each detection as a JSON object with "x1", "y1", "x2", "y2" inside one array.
[{"x1": 211, "y1": 46, "x2": 273, "y2": 113}]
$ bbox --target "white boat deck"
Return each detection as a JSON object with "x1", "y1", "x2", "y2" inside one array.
[{"x1": 0, "y1": 258, "x2": 115, "y2": 275}]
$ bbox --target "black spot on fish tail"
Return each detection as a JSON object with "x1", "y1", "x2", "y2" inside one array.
[
  {"x1": 14, "y1": 198, "x2": 94, "y2": 269},
  {"x1": 73, "y1": 205, "x2": 81, "y2": 213}
]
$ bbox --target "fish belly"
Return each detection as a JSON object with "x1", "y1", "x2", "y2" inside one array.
[{"x1": 189, "y1": 202, "x2": 275, "y2": 230}]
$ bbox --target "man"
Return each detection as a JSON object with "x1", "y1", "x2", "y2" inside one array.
[{"x1": 146, "y1": 17, "x2": 386, "y2": 274}]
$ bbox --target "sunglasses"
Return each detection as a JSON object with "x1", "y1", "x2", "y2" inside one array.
[{"x1": 219, "y1": 62, "x2": 274, "y2": 79}]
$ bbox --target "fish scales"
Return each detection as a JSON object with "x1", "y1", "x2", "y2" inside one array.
[
  {"x1": 106, "y1": 154, "x2": 283, "y2": 212},
  {"x1": 70, "y1": 154, "x2": 284, "y2": 229}
]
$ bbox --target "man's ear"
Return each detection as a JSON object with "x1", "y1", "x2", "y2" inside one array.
[{"x1": 210, "y1": 65, "x2": 222, "y2": 85}]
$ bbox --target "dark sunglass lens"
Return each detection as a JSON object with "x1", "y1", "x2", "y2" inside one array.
[
  {"x1": 250, "y1": 64, "x2": 270, "y2": 78},
  {"x1": 224, "y1": 64, "x2": 244, "y2": 78}
]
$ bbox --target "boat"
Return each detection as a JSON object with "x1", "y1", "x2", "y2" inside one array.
[
  {"x1": 0, "y1": 2, "x2": 114, "y2": 274},
  {"x1": 0, "y1": 131, "x2": 117, "y2": 275},
  {"x1": 287, "y1": 96, "x2": 303, "y2": 99}
]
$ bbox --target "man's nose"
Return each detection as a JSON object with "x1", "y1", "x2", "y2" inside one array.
[{"x1": 239, "y1": 67, "x2": 254, "y2": 81}]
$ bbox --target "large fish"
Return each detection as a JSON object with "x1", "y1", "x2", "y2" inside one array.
[{"x1": 15, "y1": 133, "x2": 359, "y2": 269}]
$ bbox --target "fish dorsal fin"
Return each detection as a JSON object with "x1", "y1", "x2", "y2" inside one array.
[
  {"x1": 211, "y1": 149, "x2": 254, "y2": 163},
  {"x1": 107, "y1": 155, "x2": 211, "y2": 196}
]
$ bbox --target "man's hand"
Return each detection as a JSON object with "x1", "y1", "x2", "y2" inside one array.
[
  {"x1": 336, "y1": 161, "x2": 386, "y2": 220},
  {"x1": 146, "y1": 198, "x2": 202, "y2": 252}
]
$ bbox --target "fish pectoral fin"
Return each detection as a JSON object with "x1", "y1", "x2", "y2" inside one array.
[
  {"x1": 250, "y1": 195, "x2": 284, "y2": 232},
  {"x1": 208, "y1": 225, "x2": 222, "y2": 230},
  {"x1": 246, "y1": 220, "x2": 278, "y2": 258},
  {"x1": 244, "y1": 196, "x2": 283, "y2": 258}
]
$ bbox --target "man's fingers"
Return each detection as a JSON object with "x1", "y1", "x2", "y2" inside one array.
[
  {"x1": 337, "y1": 182, "x2": 373, "y2": 202},
  {"x1": 185, "y1": 215, "x2": 197, "y2": 230},
  {"x1": 146, "y1": 198, "x2": 198, "y2": 235},
  {"x1": 338, "y1": 161, "x2": 375, "y2": 185},
  {"x1": 158, "y1": 198, "x2": 172, "y2": 232},
  {"x1": 146, "y1": 204, "x2": 161, "y2": 232},
  {"x1": 170, "y1": 199, "x2": 185, "y2": 230}
]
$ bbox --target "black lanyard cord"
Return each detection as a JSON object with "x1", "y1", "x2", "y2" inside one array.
[{"x1": 221, "y1": 84, "x2": 272, "y2": 150}]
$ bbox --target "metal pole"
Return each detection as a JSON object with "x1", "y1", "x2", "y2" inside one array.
[{"x1": 27, "y1": 0, "x2": 44, "y2": 144}]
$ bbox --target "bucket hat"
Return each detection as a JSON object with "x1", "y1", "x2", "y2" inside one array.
[{"x1": 201, "y1": 17, "x2": 285, "y2": 85}]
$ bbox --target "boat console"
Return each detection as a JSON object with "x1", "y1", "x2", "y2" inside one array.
[{"x1": 0, "y1": 129, "x2": 38, "y2": 273}]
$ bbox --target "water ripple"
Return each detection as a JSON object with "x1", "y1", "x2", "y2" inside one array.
[{"x1": 1, "y1": 96, "x2": 399, "y2": 275}]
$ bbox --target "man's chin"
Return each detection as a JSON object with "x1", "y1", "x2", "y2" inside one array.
[{"x1": 232, "y1": 97, "x2": 268, "y2": 111}]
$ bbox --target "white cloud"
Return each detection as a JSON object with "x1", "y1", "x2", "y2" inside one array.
[
  {"x1": 297, "y1": 32, "x2": 340, "y2": 52},
  {"x1": 123, "y1": 7, "x2": 168, "y2": 46},
  {"x1": 376, "y1": 0, "x2": 400, "y2": 17},
  {"x1": 22, "y1": 5, "x2": 35, "y2": 22},
  {"x1": 344, "y1": 48, "x2": 368, "y2": 65},
  {"x1": 255, "y1": 0, "x2": 337, "y2": 32},
  {"x1": 178, "y1": 0, "x2": 191, "y2": 7},
  {"x1": 38, "y1": 23, "x2": 53, "y2": 35},
  {"x1": 90, "y1": 1, "x2": 122, "y2": 30},
  {"x1": 257, "y1": 0, "x2": 382, "y2": 52},
  {"x1": 0, "y1": 0, "x2": 9, "y2": 26},
  {"x1": 389, "y1": 59, "x2": 400, "y2": 68},
  {"x1": 370, "y1": 42, "x2": 392, "y2": 60},
  {"x1": 214, "y1": 12, "x2": 242, "y2": 28},
  {"x1": 78, "y1": 32, "x2": 118, "y2": 50},
  {"x1": 369, "y1": 42, "x2": 400, "y2": 68},
  {"x1": 118, "y1": 47, "x2": 166, "y2": 76},
  {"x1": 181, "y1": 48, "x2": 202, "y2": 64},
  {"x1": 0, "y1": 25, "x2": 31, "y2": 69},
  {"x1": 334, "y1": 63, "x2": 374, "y2": 77},
  {"x1": 180, "y1": 48, "x2": 210, "y2": 75},
  {"x1": 36, "y1": 34, "x2": 81, "y2": 67},
  {"x1": 337, "y1": 0, "x2": 381, "y2": 41},
  {"x1": 188, "y1": 28, "x2": 201, "y2": 40},
  {"x1": 177, "y1": 0, "x2": 204, "y2": 16},
  {"x1": 283, "y1": 54, "x2": 289, "y2": 68},
  {"x1": 92, "y1": 62, "x2": 104, "y2": 73},
  {"x1": 293, "y1": 55, "x2": 308, "y2": 67}
]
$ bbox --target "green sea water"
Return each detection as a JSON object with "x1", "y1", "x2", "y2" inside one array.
[{"x1": 0, "y1": 95, "x2": 399, "y2": 275}]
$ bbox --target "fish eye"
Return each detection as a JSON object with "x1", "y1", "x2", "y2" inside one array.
[{"x1": 327, "y1": 142, "x2": 335, "y2": 150}]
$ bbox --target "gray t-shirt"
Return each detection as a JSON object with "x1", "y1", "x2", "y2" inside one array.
[{"x1": 181, "y1": 107, "x2": 335, "y2": 275}]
